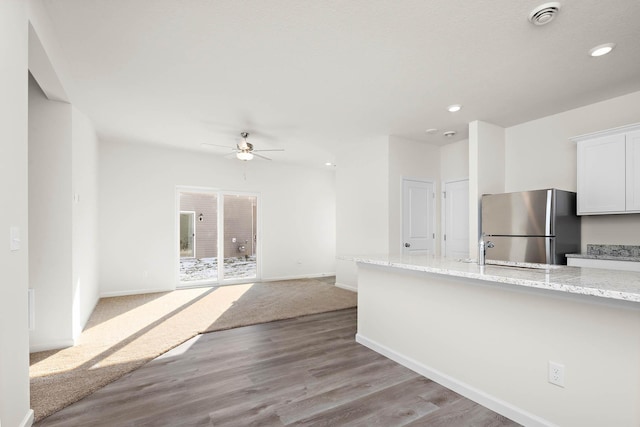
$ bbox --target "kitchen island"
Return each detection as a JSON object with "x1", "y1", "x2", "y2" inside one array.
[{"x1": 353, "y1": 255, "x2": 640, "y2": 427}]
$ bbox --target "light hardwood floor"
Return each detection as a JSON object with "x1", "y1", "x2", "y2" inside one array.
[{"x1": 36, "y1": 308, "x2": 520, "y2": 426}]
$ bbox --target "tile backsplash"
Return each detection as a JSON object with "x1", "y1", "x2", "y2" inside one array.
[{"x1": 587, "y1": 244, "x2": 640, "y2": 258}]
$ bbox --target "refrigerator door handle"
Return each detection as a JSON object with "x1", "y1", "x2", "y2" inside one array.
[
  {"x1": 545, "y1": 237, "x2": 556, "y2": 264},
  {"x1": 545, "y1": 189, "x2": 553, "y2": 236}
]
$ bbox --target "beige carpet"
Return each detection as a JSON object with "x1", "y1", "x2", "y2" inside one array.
[{"x1": 30, "y1": 276, "x2": 356, "y2": 422}]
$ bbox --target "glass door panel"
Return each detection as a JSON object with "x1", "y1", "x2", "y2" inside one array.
[
  {"x1": 179, "y1": 191, "x2": 218, "y2": 284},
  {"x1": 179, "y1": 212, "x2": 195, "y2": 258},
  {"x1": 222, "y1": 194, "x2": 257, "y2": 280}
]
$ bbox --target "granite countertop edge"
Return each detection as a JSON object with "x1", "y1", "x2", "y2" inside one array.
[{"x1": 346, "y1": 255, "x2": 640, "y2": 304}]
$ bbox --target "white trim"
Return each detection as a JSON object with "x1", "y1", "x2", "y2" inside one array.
[
  {"x1": 355, "y1": 333, "x2": 556, "y2": 427},
  {"x1": 570, "y1": 122, "x2": 640, "y2": 142},
  {"x1": 335, "y1": 282, "x2": 358, "y2": 292},
  {"x1": 217, "y1": 192, "x2": 225, "y2": 282},
  {"x1": 29, "y1": 340, "x2": 75, "y2": 353},
  {"x1": 19, "y1": 409, "x2": 34, "y2": 427},
  {"x1": 99, "y1": 287, "x2": 174, "y2": 298}
]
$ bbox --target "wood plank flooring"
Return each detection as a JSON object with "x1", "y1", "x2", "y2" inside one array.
[{"x1": 35, "y1": 308, "x2": 520, "y2": 426}]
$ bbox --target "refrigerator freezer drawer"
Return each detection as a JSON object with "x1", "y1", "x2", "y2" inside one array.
[{"x1": 484, "y1": 236, "x2": 557, "y2": 264}]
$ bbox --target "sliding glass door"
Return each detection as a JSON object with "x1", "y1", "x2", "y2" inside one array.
[
  {"x1": 178, "y1": 191, "x2": 218, "y2": 284},
  {"x1": 222, "y1": 194, "x2": 257, "y2": 281},
  {"x1": 177, "y1": 189, "x2": 258, "y2": 286}
]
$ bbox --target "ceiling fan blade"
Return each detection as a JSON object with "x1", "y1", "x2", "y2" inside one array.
[
  {"x1": 252, "y1": 148, "x2": 285, "y2": 152},
  {"x1": 252, "y1": 153, "x2": 273, "y2": 161},
  {"x1": 201, "y1": 142, "x2": 235, "y2": 150}
]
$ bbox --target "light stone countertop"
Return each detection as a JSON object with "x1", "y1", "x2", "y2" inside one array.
[{"x1": 347, "y1": 254, "x2": 640, "y2": 304}]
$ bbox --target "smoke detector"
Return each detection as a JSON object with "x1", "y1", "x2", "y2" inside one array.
[
  {"x1": 443, "y1": 131, "x2": 456, "y2": 138},
  {"x1": 528, "y1": 2, "x2": 561, "y2": 26}
]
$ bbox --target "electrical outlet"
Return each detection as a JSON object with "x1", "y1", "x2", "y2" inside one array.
[{"x1": 548, "y1": 361, "x2": 565, "y2": 387}]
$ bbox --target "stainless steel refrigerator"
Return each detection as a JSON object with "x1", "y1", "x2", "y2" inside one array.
[{"x1": 481, "y1": 189, "x2": 581, "y2": 264}]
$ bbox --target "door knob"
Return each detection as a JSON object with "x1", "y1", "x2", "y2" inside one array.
[{"x1": 404, "y1": 243, "x2": 411, "y2": 248}]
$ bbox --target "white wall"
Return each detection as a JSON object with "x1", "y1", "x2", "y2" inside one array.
[
  {"x1": 28, "y1": 74, "x2": 75, "y2": 351},
  {"x1": 469, "y1": 121, "x2": 505, "y2": 258},
  {"x1": 335, "y1": 137, "x2": 389, "y2": 290},
  {"x1": 505, "y1": 90, "x2": 640, "y2": 251},
  {"x1": 26, "y1": 0, "x2": 99, "y2": 352},
  {"x1": 440, "y1": 139, "x2": 469, "y2": 183},
  {"x1": 0, "y1": 1, "x2": 33, "y2": 426},
  {"x1": 26, "y1": 0, "x2": 77, "y2": 103},
  {"x1": 388, "y1": 136, "x2": 440, "y2": 255},
  {"x1": 99, "y1": 139, "x2": 336, "y2": 296},
  {"x1": 71, "y1": 106, "x2": 99, "y2": 337}
]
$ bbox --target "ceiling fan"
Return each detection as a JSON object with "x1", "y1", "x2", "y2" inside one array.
[{"x1": 202, "y1": 132, "x2": 284, "y2": 161}]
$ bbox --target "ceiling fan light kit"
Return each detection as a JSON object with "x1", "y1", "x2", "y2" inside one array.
[{"x1": 237, "y1": 151, "x2": 254, "y2": 161}]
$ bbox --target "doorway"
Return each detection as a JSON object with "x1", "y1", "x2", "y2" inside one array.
[
  {"x1": 177, "y1": 189, "x2": 259, "y2": 286},
  {"x1": 402, "y1": 178, "x2": 435, "y2": 255},
  {"x1": 442, "y1": 179, "x2": 469, "y2": 258}
]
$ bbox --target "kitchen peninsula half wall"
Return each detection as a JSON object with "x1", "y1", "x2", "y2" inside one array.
[{"x1": 354, "y1": 255, "x2": 640, "y2": 427}]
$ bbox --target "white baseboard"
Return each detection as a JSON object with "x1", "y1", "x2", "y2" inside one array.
[
  {"x1": 335, "y1": 282, "x2": 357, "y2": 292},
  {"x1": 29, "y1": 339, "x2": 75, "y2": 353},
  {"x1": 20, "y1": 409, "x2": 34, "y2": 427},
  {"x1": 355, "y1": 333, "x2": 554, "y2": 427},
  {"x1": 99, "y1": 287, "x2": 174, "y2": 298}
]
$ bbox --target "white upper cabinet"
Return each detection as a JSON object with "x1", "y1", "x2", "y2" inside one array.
[{"x1": 573, "y1": 123, "x2": 640, "y2": 215}]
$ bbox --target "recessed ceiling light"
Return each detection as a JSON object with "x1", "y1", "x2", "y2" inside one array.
[
  {"x1": 447, "y1": 104, "x2": 462, "y2": 113},
  {"x1": 589, "y1": 43, "x2": 616, "y2": 57},
  {"x1": 425, "y1": 128, "x2": 438, "y2": 134},
  {"x1": 325, "y1": 162, "x2": 335, "y2": 167},
  {"x1": 443, "y1": 131, "x2": 456, "y2": 138}
]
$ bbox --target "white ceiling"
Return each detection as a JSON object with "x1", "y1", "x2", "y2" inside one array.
[{"x1": 41, "y1": 0, "x2": 640, "y2": 166}]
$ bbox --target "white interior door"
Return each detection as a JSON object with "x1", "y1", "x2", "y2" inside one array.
[
  {"x1": 402, "y1": 179, "x2": 435, "y2": 255},
  {"x1": 443, "y1": 179, "x2": 469, "y2": 258}
]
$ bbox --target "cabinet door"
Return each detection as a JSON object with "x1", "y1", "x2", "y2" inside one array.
[
  {"x1": 626, "y1": 130, "x2": 640, "y2": 212},
  {"x1": 577, "y1": 134, "x2": 626, "y2": 214}
]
